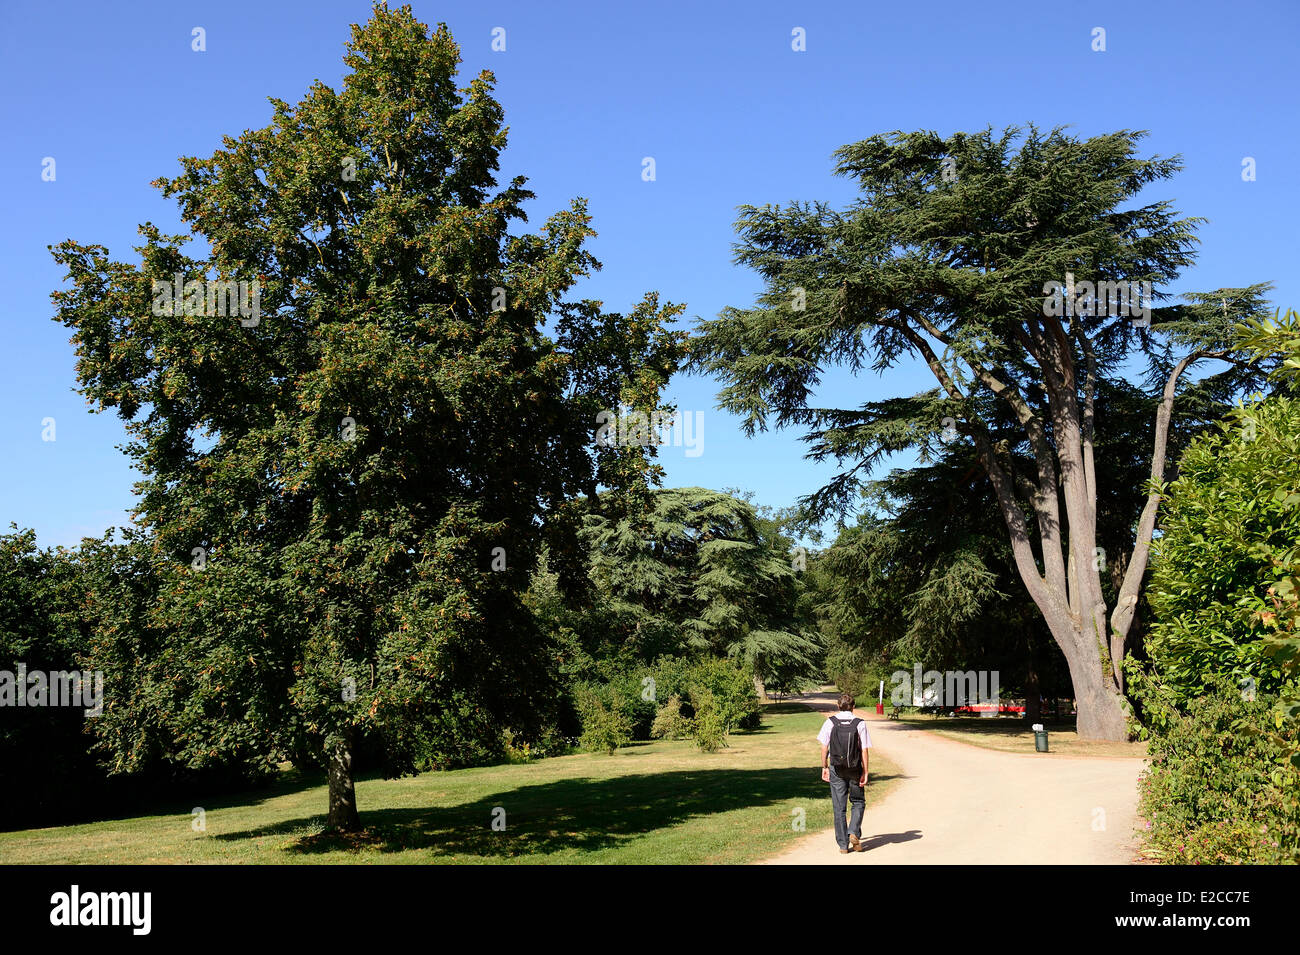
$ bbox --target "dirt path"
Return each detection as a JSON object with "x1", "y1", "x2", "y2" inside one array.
[{"x1": 761, "y1": 691, "x2": 1144, "y2": 865}]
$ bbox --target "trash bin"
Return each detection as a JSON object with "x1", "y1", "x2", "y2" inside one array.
[
  {"x1": 1032, "y1": 723, "x2": 1049, "y2": 752},
  {"x1": 875, "y1": 703, "x2": 885, "y2": 715}
]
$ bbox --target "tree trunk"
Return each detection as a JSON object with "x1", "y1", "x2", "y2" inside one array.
[
  {"x1": 1024, "y1": 666, "x2": 1041, "y2": 725},
  {"x1": 327, "y1": 736, "x2": 361, "y2": 832},
  {"x1": 1058, "y1": 632, "x2": 1128, "y2": 740}
]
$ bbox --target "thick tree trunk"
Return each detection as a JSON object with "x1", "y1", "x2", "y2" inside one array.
[
  {"x1": 1057, "y1": 627, "x2": 1128, "y2": 740},
  {"x1": 905, "y1": 321, "x2": 1236, "y2": 747},
  {"x1": 326, "y1": 737, "x2": 361, "y2": 832}
]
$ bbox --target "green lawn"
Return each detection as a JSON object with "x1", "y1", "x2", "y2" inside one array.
[
  {"x1": 893, "y1": 713, "x2": 1148, "y2": 758},
  {"x1": 0, "y1": 706, "x2": 899, "y2": 864}
]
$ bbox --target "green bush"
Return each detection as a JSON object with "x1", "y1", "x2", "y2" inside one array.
[
  {"x1": 688, "y1": 687, "x2": 727, "y2": 753},
  {"x1": 1138, "y1": 349, "x2": 1300, "y2": 863},
  {"x1": 603, "y1": 668, "x2": 659, "y2": 739},
  {"x1": 1133, "y1": 673, "x2": 1298, "y2": 863},
  {"x1": 574, "y1": 685, "x2": 632, "y2": 755},
  {"x1": 649, "y1": 694, "x2": 693, "y2": 741},
  {"x1": 569, "y1": 657, "x2": 763, "y2": 753},
  {"x1": 681, "y1": 657, "x2": 762, "y2": 732},
  {"x1": 1147, "y1": 395, "x2": 1300, "y2": 705},
  {"x1": 645, "y1": 656, "x2": 699, "y2": 706},
  {"x1": 501, "y1": 725, "x2": 573, "y2": 763},
  {"x1": 573, "y1": 667, "x2": 658, "y2": 740}
]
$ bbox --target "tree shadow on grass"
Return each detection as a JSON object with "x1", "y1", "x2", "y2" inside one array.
[
  {"x1": 765, "y1": 703, "x2": 817, "y2": 715},
  {"x1": 215, "y1": 767, "x2": 905, "y2": 859}
]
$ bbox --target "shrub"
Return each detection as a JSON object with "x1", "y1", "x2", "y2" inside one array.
[
  {"x1": 569, "y1": 657, "x2": 763, "y2": 753},
  {"x1": 649, "y1": 694, "x2": 693, "y2": 741},
  {"x1": 682, "y1": 657, "x2": 762, "y2": 732},
  {"x1": 1133, "y1": 673, "x2": 1298, "y2": 864},
  {"x1": 1147, "y1": 395, "x2": 1300, "y2": 705},
  {"x1": 646, "y1": 656, "x2": 698, "y2": 706},
  {"x1": 688, "y1": 687, "x2": 727, "y2": 753},
  {"x1": 601, "y1": 667, "x2": 658, "y2": 739},
  {"x1": 1138, "y1": 356, "x2": 1300, "y2": 862},
  {"x1": 500, "y1": 725, "x2": 572, "y2": 763},
  {"x1": 574, "y1": 685, "x2": 632, "y2": 755}
]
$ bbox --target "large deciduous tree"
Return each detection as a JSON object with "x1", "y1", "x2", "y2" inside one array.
[
  {"x1": 693, "y1": 125, "x2": 1273, "y2": 738},
  {"x1": 50, "y1": 5, "x2": 683, "y2": 829}
]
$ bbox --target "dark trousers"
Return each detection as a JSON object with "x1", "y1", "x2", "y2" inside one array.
[{"x1": 828, "y1": 770, "x2": 865, "y2": 850}]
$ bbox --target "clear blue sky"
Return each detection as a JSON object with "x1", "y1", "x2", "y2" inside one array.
[{"x1": 2, "y1": 0, "x2": 1296, "y2": 548}]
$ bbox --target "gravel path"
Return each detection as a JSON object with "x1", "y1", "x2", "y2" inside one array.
[{"x1": 761, "y1": 691, "x2": 1144, "y2": 865}]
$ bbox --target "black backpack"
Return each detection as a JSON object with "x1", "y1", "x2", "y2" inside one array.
[{"x1": 827, "y1": 716, "x2": 863, "y2": 778}]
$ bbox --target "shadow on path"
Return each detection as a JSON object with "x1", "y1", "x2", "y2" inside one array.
[{"x1": 862, "y1": 829, "x2": 923, "y2": 851}]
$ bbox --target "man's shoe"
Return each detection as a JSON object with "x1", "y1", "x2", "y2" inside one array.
[
  {"x1": 849, "y1": 834, "x2": 862, "y2": 852},
  {"x1": 839, "y1": 848, "x2": 850, "y2": 854}
]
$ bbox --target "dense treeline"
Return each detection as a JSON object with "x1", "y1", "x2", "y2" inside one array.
[
  {"x1": 0, "y1": 482, "x2": 819, "y2": 828},
  {"x1": 0, "y1": 529, "x2": 277, "y2": 828}
]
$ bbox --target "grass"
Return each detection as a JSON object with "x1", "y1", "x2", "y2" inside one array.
[
  {"x1": 0, "y1": 705, "x2": 899, "y2": 864},
  {"x1": 892, "y1": 713, "x2": 1148, "y2": 758}
]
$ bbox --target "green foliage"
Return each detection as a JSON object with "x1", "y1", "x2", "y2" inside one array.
[
  {"x1": 688, "y1": 687, "x2": 727, "y2": 753},
  {"x1": 1137, "y1": 309, "x2": 1300, "y2": 863},
  {"x1": 572, "y1": 670, "x2": 657, "y2": 740},
  {"x1": 649, "y1": 695, "x2": 693, "y2": 741},
  {"x1": 532, "y1": 485, "x2": 813, "y2": 740},
  {"x1": 574, "y1": 656, "x2": 763, "y2": 754},
  {"x1": 0, "y1": 529, "x2": 102, "y2": 825},
  {"x1": 46, "y1": 5, "x2": 683, "y2": 824},
  {"x1": 1133, "y1": 674, "x2": 1298, "y2": 864},
  {"x1": 1148, "y1": 384, "x2": 1300, "y2": 704},
  {"x1": 0, "y1": 528, "x2": 272, "y2": 829},
  {"x1": 679, "y1": 656, "x2": 763, "y2": 733},
  {"x1": 574, "y1": 686, "x2": 633, "y2": 755},
  {"x1": 1236, "y1": 307, "x2": 1300, "y2": 384},
  {"x1": 581, "y1": 486, "x2": 821, "y2": 683},
  {"x1": 1231, "y1": 309, "x2": 1300, "y2": 744}
]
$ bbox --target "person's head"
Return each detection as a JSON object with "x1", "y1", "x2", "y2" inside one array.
[{"x1": 837, "y1": 692, "x2": 855, "y2": 713}]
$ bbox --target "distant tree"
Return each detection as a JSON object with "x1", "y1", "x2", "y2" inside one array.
[
  {"x1": 694, "y1": 124, "x2": 1274, "y2": 738},
  {"x1": 49, "y1": 6, "x2": 683, "y2": 830},
  {"x1": 0, "y1": 529, "x2": 94, "y2": 824},
  {"x1": 581, "y1": 486, "x2": 821, "y2": 691}
]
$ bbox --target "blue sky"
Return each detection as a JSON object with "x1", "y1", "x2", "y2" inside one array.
[{"x1": 2, "y1": 0, "x2": 1296, "y2": 549}]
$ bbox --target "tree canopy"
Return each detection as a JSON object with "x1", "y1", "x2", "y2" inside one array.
[
  {"x1": 49, "y1": 5, "x2": 683, "y2": 829},
  {"x1": 694, "y1": 124, "x2": 1275, "y2": 738}
]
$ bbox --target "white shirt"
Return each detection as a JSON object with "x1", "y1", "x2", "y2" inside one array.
[{"x1": 817, "y1": 711, "x2": 872, "y2": 750}]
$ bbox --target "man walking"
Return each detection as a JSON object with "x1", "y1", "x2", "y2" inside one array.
[{"x1": 818, "y1": 692, "x2": 871, "y2": 854}]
